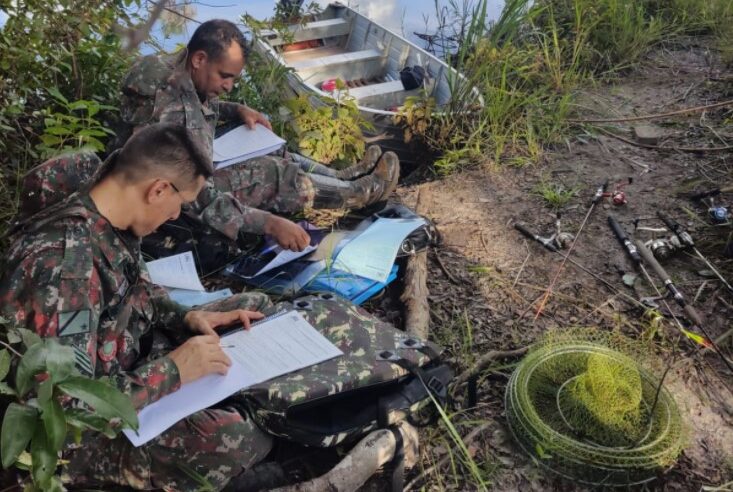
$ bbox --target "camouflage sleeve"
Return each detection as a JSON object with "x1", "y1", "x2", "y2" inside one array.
[
  {"x1": 0, "y1": 235, "x2": 181, "y2": 411},
  {"x1": 149, "y1": 283, "x2": 190, "y2": 328},
  {"x1": 217, "y1": 101, "x2": 244, "y2": 122},
  {"x1": 189, "y1": 180, "x2": 271, "y2": 238},
  {"x1": 119, "y1": 55, "x2": 170, "y2": 127}
]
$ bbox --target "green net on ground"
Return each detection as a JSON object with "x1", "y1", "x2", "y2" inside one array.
[{"x1": 505, "y1": 329, "x2": 686, "y2": 486}]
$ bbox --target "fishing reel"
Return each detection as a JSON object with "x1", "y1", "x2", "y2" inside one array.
[
  {"x1": 708, "y1": 204, "x2": 730, "y2": 224},
  {"x1": 552, "y1": 213, "x2": 575, "y2": 249},
  {"x1": 644, "y1": 236, "x2": 682, "y2": 261},
  {"x1": 602, "y1": 177, "x2": 632, "y2": 206}
]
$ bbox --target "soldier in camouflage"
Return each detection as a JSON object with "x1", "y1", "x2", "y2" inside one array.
[
  {"x1": 0, "y1": 124, "x2": 274, "y2": 491},
  {"x1": 117, "y1": 19, "x2": 400, "y2": 251}
]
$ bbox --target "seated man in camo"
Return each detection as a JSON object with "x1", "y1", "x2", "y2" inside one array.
[
  {"x1": 116, "y1": 19, "x2": 400, "y2": 253},
  {"x1": 1, "y1": 123, "x2": 275, "y2": 491}
]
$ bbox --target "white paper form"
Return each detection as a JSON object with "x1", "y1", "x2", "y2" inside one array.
[
  {"x1": 213, "y1": 124, "x2": 286, "y2": 169},
  {"x1": 123, "y1": 310, "x2": 342, "y2": 447},
  {"x1": 145, "y1": 252, "x2": 205, "y2": 291},
  {"x1": 243, "y1": 245, "x2": 317, "y2": 279},
  {"x1": 332, "y1": 217, "x2": 426, "y2": 283}
]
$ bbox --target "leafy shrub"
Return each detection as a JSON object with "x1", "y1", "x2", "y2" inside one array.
[
  {"x1": 0, "y1": 320, "x2": 137, "y2": 491},
  {"x1": 283, "y1": 89, "x2": 372, "y2": 166}
]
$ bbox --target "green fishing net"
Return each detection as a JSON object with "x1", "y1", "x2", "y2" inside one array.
[{"x1": 505, "y1": 329, "x2": 686, "y2": 486}]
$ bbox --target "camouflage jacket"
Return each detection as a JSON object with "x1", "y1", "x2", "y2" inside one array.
[
  {"x1": 0, "y1": 192, "x2": 190, "y2": 410},
  {"x1": 119, "y1": 52, "x2": 271, "y2": 238}
]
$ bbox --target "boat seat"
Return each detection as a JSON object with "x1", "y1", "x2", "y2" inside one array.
[
  {"x1": 262, "y1": 18, "x2": 350, "y2": 47},
  {"x1": 335, "y1": 80, "x2": 405, "y2": 100},
  {"x1": 289, "y1": 49, "x2": 382, "y2": 72}
]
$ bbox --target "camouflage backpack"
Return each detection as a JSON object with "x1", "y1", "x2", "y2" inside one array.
[{"x1": 236, "y1": 294, "x2": 453, "y2": 448}]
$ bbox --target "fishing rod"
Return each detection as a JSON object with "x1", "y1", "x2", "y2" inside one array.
[
  {"x1": 533, "y1": 179, "x2": 609, "y2": 319},
  {"x1": 608, "y1": 216, "x2": 692, "y2": 336},
  {"x1": 634, "y1": 239, "x2": 733, "y2": 374},
  {"x1": 657, "y1": 212, "x2": 733, "y2": 295},
  {"x1": 514, "y1": 222, "x2": 649, "y2": 310}
]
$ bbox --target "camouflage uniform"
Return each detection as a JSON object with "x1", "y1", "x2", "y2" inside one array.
[
  {"x1": 0, "y1": 192, "x2": 274, "y2": 491},
  {"x1": 118, "y1": 53, "x2": 315, "y2": 239}
]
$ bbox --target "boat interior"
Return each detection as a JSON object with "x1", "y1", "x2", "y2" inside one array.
[{"x1": 258, "y1": 5, "x2": 454, "y2": 111}]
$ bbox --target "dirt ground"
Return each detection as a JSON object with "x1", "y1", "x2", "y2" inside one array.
[{"x1": 375, "y1": 38, "x2": 733, "y2": 490}]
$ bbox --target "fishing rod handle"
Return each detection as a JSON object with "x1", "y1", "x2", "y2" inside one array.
[
  {"x1": 514, "y1": 223, "x2": 558, "y2": 252},
  {"x1": 607, "y1": 216, "x2": 640, "y2": 263},
  {"x1": 634, "y1": 239, "x2": 679, "y2": 293},
  {"x1": 656, "y1": 212, "x2": 679, "y2": 233},
  {"x1": 682, "y1": 303, "x2": 705, "y2": 329},
  {"x1": 689, "y1": 188, "x2": 720, "y2": 201},
  {"x1": 657, "y1": 212, "x2": 694, "y2": 247}
]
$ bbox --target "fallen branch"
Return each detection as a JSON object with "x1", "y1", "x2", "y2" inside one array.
[
  {"x1": 403, "y1": 421, "x2": 492, "y2": 491},
  {"x1": 432, "y1": 249, "x2": 462, "y2": 285},
  {"x1": 567, "y1": 99, "x2": 733, "y2": 123},
  {"x1": 594, "y1": 127, "x2": 733, "y2": 152},
  {"x1": 401, "y1": 188, "x2": 431, "y2": 339},
  {"x1": 273, "y1": 421, "x2": 419, "y2": 492},
  {"x1": 452, "y1": 347, "x2": 529, "y2": 391}
]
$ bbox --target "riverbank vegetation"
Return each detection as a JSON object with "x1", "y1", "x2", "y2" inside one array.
[{"x1": 402, "y1": 0, "x2": 733, "y2": 175}]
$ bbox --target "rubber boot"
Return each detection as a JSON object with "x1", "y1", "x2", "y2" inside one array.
[
  {"x1": 310, "y1": 151, "x2": 399, "y2": 209},
  {"x1": 291, "y1": 145, "x2": 382, "y2": 180}
]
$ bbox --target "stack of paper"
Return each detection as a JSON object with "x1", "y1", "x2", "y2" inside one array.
[
  {"x1": 213, "y1": 124, "x2": 286, "y2": 169},
  {"x1": 145, "y1": 252, "x2": 233, "y2": 306},
  {"x1": 332, "y1": 217, "x2": 426, "y2": 283}
]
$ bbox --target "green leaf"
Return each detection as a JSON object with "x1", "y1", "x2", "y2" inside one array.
[
  {"x1": 37, "y1": 379, "x2": 53, "y2": 407},
  {"x1": 77, "y1": 128, "x2": 108, "y2": 137},
  {"x1": 40, "y1": 397, "x2": 66, "y2": 452},
  {"x1": 30, "y1": 422, "x2": 57, "y2": 487},
  {"x1": 45, "y1": 339, "x2": 76, "y2": 384},
  {"x1": 46, "y1": 87, "x2": 68, "y2": 105},
  {"x1": 0, "y1": 350, "x2": 10, "y2": 381},
  {"x1": 18, "y1": 328, "x2": 41, "y2": 349},
  {"x1": 6, "y1": 328, "x2": 21, "y2": 345},
  {"x1": 57, "y1": 377, "x2": 138, "y2": 430},
  {"x1": 64, "y1": 409, "x2": 116, "y2": 438},
  {"x1": 67, "y1": 100, "x2": 90, "y2": 111},
  {"x1": 15, "y1": 341, "x2": 48, "y2": 397},
  {"x1": 1, "y1": 403, "x2": 38, "y2": 469},
  {"x1": 43, "y1": 126, "x2": 72, "y2": 136},
  {"x1": 0, "y1": 383, "x2": 17, "y2": 396}
]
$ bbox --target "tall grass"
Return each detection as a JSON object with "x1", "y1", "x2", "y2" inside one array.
[{"x1": 401, "y1": 0, "x2": 733, "y2": 175}]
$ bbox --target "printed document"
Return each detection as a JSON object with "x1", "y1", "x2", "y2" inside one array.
[
  {"x1": 213, "y1": 124, "x2": 286, "y2": 169},
  {"x1": 123, "y1": 310, "x2": 342, "y2": 447},
  {"x1": 145, "y1": 252, "x2": 204, "y2": 291},
  {"x1": 332, "y1": 217, "x2": 426, "y2": 283}
]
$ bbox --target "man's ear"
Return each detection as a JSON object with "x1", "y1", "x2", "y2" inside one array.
[
  {"x1": 190, "y1": 50, "x2": 208, "y2": 70},
  {"x1": 145, "y1": 179, "x2": 170, "y2": 205}
]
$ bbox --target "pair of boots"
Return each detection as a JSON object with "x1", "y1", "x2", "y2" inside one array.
[{"x1": 291, "y1": 146, "x2": 400, "y2": 209}]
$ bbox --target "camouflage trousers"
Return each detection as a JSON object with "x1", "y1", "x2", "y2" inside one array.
[
  {"x1": 212, "y1": 155, "x2": 315, "y2": 215},
  {"x1": 62, "y1": 293, "x2": 275, "y2": 492}
]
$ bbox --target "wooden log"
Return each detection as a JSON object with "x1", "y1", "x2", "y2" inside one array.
[
  {"x1": 401, "y1": 187, "x2": 431, "y2": 339},
  {"x1": 272, "y1": 421, "x2": 419, "y2": 492}
]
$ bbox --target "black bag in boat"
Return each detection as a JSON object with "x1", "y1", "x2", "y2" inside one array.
[{"x1": 400, "y1": 65, "x2": 426, "y2": 90}]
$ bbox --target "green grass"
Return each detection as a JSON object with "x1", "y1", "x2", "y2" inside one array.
[{"x1": 534, "y1": 180, "x2": 579, "y2": 209}]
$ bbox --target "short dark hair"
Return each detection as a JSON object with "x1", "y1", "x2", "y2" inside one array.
[
  {"x1": 187, "y1": 19, "x2": 247, "y2": 62},
  {"x1": 109, "y1": 123, "x2": 213, "y2": 185}
]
